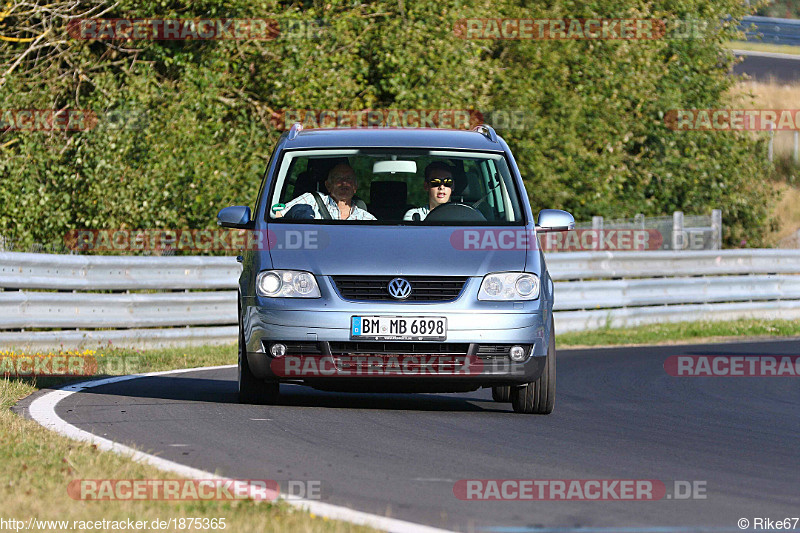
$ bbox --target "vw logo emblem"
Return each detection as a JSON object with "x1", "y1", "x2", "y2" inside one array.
[{"x1": 387, "y1": 278, "x2": 412, "y2": 300}]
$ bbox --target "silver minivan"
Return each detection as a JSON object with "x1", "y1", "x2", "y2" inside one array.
[{"x1": 218, "y1": 124, "x2": 574, "y2": 414}]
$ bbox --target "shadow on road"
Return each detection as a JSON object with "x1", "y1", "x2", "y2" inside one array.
[{"x1": 71, "y1": 373, "x2": 508, "y2": 413}]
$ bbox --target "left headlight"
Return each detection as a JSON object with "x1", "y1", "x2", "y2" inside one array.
[
  {"x1": 478, "y1": 272, "x2": 540, "y2": 301},
  {"x1": 256, "y1": 270, "x2": 321, "y2": 298}
]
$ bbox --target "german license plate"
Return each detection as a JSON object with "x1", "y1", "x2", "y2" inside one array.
[{"x1": 351, "y1": 316, "x2": 447, "y2": 341}]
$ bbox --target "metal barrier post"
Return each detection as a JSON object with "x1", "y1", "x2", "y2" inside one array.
[
  {"x1": 768, "y1": 124, "x2": 774, "y2": 162},
  {"x1": 672, "y1": 211, "x2": 685, "y2": 250},
  {"x1": 711, "y1": 209, "x2": 722, "y2": 250},
  {"x1": 592, "y1": 216, "x2": 604, "y2": 251}
]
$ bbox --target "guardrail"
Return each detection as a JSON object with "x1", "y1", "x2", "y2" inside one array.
[
  {"x1": 0, "y1": 291, "x2": 236, "y2": 329},
  {"x1": 2, "y1": 249, "x2": 800, "y2": 348},
  {"x1": 544, "y1": 249, "x2": 800, "y2": 280},
  {"x1": 0, "y1": 253, "x2": 240, "y2": 290},
  {"x1": 739, "y1": 16, "x2": 800, "y2": 46},
  {"x1": 547, "y1": 250, "x2": 800, "y2": 331}
]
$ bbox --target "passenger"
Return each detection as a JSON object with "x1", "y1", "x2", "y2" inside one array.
[
  {"x1": 403, "y1": 161, "x2": 454, "y2": 221},
  {"x1": 278, "y1": 163, "x2": 376, "y2": 220}
]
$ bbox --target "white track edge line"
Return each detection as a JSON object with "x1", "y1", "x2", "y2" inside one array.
[
  {"x1": 26, "y1": 365, "x2": 455, "y2": 533},
  {"x1": 731, "y1": 48, "x2": 800, "y2": 60}
]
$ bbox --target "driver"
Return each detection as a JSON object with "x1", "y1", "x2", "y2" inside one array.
[
  {"x1": 403, "y1": 161, "x2": 454, "y2": 221},
  {"x1": 278, "y1": 163, "x2": 376, "y2": 220}
]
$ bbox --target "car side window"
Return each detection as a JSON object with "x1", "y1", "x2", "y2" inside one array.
[{"x1": 283, "y1": 159, "x2": 309, "y2": 201}]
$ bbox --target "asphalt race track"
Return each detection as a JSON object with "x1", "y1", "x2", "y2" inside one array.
[
  {"x1": 733, "y1": 52, "x2": 800, "y2": 84},
  {"x1": 20, "y1": 339, "x2": 800, "y2": 532}
]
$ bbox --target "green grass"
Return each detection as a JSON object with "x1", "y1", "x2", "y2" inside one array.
[
  {"x1": 1, "y1": 346, "x2": 376, "y2": 533},
  {"x1": 725, "y1": 40, "x2": 800, "y2": 55},
  {"x1": 128, "y1": 344, "x2": 237, "y2": 373},
  {"x1": 558, "y1": 318, "x2": 800, "y2": 348}
]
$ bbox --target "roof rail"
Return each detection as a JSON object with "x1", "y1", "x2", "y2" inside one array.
[
  {"x1": 287, "y1": 122, "x2": 304, "y2": 141},
  {"x1": 473, "y1": 124, "x2": 498, "y2": 143}
]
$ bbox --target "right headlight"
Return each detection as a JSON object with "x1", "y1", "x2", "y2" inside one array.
[
  {"x1": 256, "y1": 270, "x2": 321, "y2": 298},
  {"x1": 478, "y1": 272, "x2": 540, "y2": 301}
]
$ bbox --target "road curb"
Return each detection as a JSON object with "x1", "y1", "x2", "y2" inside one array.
[{"x1": 23, "y1": 365, "x2": 455, "y2": 533}]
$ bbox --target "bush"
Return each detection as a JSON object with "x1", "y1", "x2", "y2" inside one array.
[{"x1": 0, "y1": 0, "x2": 777, "y2": 250}]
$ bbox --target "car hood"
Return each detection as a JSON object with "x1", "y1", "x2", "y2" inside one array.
[{"x1": 265, "y1": 224, "x2": 528, "y2": 276}]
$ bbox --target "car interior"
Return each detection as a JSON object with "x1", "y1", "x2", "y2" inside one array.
[{"x1": 277, "y1": 153, "x2": 520, "y2": 223}]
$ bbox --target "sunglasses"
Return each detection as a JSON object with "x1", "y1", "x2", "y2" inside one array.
[{"x1": 428, "y1": 178, "x2": 454, "y2": 188}]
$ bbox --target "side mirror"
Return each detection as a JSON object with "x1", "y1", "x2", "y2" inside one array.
[
  {"x1": 217, "y1": 206, "x2": 252, "y2": 229},
  {"x1": 536, "y1": 209, "x2": 574, "y2": 232}
]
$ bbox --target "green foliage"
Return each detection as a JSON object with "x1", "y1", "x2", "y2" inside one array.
[
  {"x1": 490, "y1": 2, "x2": 776, "y2": 245},
  {"x1": 0, "y1": 0, "x2": 777, "y2": 251},
  {"x1": 756, "y1": 1, "x2": 800, "y2": 19}
]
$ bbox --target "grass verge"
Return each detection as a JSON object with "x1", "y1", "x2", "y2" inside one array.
[
  {"x1": 725, "y1": 40, "x2": 800, "y2": 56},
  {"x1": 558, "y1": 318, "x2": 800, "y2": 348},
  {"x1": 1, "y1": 345, "x2": 375, "y2": 533}
]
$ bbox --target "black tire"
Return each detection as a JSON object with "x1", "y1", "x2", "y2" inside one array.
[
  {"x1": 511, "y1": 323, "x2": 556, "y2": 414},
  {"x1": 491, "y1": 385, "x2": 511, "y2": 402},
  {"x1": 238, "y1": 300, "x2": 279, "y2": 405}
]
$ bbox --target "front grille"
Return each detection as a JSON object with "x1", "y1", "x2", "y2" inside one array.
[
  {"x1": 332, "y1": 354, "x2": 467, "y2": 372},
  {"x1": 331, "y1": 276, "x2": 468, "y2": 302},
  {"x1": 329, "y1": 342, "x2": 470, "y2": 371}
]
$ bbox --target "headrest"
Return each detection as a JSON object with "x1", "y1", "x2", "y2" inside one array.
[
  {"x1": 370, "y1": 181, "x2": 407, "y2": 206},
  {"x1": 293, "y1": 171, "x2": 319, "y2": 197},
  {"x1": 452, "y1": 169, "x2": 469, "y2": 196}
]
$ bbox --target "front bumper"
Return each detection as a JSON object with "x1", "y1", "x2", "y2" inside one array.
[
  {"x1": 241, "y1": 276, "x2": 552, "y2": 386},
  {"x1": 247, "y1": 341, "x2": 548, "y2": 389}
]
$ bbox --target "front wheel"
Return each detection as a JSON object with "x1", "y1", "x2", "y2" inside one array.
[
  {"x1": 238, "y1": 302, "x2": 279, "y2": 405},
  {"x1": 491, "y1": 386, "x2": 511, "y2": 402},
  {"x1": 511, "y1": 323, "x2": 556, "y2": 414}
]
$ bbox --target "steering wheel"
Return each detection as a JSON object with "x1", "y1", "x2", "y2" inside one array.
[{"x1": 423, "y1": 202, "x2": 487, "y2": 222}]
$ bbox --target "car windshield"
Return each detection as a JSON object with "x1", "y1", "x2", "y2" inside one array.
[{"x1": 267, "y1": 149, "x2": 525, "y2": 225}]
